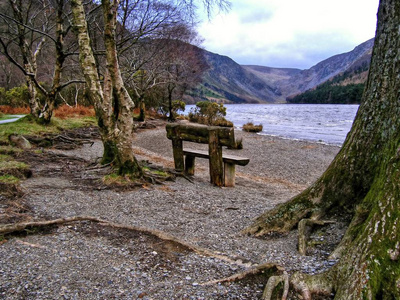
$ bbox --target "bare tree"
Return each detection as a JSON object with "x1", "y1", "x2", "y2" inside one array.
[
  {"x1": 245, "y1": 0, "x2": 400, "y2": 297},
  {"x1": 156, "y1": 27, "x2": 207, "y2": 121},
  {"x1": 71, "y1": 0, "x2": 227, "y2": 176},
  {"x1": 0, "y1": 0, "x2": 82, "y2": 123}
]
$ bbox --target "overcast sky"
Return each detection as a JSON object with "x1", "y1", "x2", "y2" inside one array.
[{"x1": 197, "y1": 0, "x2": 380, "y2": 69}]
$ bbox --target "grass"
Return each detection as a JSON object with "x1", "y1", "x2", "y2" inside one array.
[
  {"x1": 0, "y1": 105, "x2": 97, "y2": 195},
  {"x1": 0, "y1": 159, "x2": 29, "y2": 171},
  {"x1": 0, "y1": 114, "x2": 20, "y2": 121},
  {"x1": 0, "y1": 114, "x2": 96, "y2": 144},
  {"x1": 0, "y1": 175, "x2": 20, "y2": 184}
]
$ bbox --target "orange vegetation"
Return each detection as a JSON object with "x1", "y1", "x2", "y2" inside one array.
[
  {"x1": 0, "y1": 105, "x2": 95, "y2": 118},
  {"x1": 0, "y1": 106, "x2": 30, "y2": 114},
  {"x1": 53, "y1": 105, "x2": 95, "y2": 119}
]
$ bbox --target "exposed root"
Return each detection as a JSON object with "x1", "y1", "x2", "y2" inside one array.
[
  {"x1": 25, "y1": 134, "x2": 93, "y2": 150},
  {"x1": 201, "y1": 262, "x2": 283, "y2": 286},
  {"x1": 0, "y1": 216, "x2": 103, "y2": 235},
  {"x1": 298, "y1": 218, "x2": 335, "y2": 255},
  {"x1": 0, "y1": 216, "x2": 252, "y2": 268},
  {"x1": 170, "y1": 170, "x2": 194, "y2": 183},
  {"x1": 262, "y1": 271, "x2": 289, "y2": 300},
  {"x1": 290, "y1": 271, "x2": 334, "y2": 300},
  {"x1": 241, "y1": 190, "x2": 317, "y2": 236}
]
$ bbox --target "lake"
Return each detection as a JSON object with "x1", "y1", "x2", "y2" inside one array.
[{"x1": 185, "y1": 104, "x2": 359, "y2": 145}]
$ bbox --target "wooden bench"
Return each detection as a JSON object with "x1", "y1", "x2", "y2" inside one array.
[
  {"x1": 183, "y1": 148, "x2": 249, "y2": 187},
  {"x1": 166, "y1": 122, "x2": 250, "y2": 187}
]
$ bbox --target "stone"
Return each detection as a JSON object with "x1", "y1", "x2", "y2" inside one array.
[{"x1": 8, "y1": 134, "x2": 32, "y2": 149}]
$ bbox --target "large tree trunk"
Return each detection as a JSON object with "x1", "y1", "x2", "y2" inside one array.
[
  {"x1": 71, "y1": 0, "x2": 142, "y2": 177},
  {"x1": 245, "y1": 0, "x2": 400, "y2": 298}
]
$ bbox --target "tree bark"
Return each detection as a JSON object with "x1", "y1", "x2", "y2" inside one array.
[
  {"x1": 71, "y1": 0, "x2": 142, "y2": 177},
  {"x1": 245, "y1": 0, "x2": 400, "y2": 297}
]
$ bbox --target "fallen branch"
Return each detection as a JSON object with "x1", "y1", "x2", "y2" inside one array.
[{"x1": 200, "y1": 262, "x2": 283, "y2": 286}]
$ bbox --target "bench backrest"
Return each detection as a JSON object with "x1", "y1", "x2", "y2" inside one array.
[{"x1": 166, "y1": 123, "x2": 235, "y2": 147}]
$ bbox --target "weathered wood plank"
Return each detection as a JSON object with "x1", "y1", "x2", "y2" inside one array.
[
  {"x1": 166, "y1": 123, "x2": 235, "y2": 148},
  {"x1": 224, "y1": 162, "x2": 236, "y2": 187},
  {"x1": 172, "y1": 139, "x2": 184, "y2": 171},
  {"x1": 183, "y1": 149, "x2": 250, "y2": 166},
  {"x1": 209, "y1": 129, "x2": 224, "y2": 186}
]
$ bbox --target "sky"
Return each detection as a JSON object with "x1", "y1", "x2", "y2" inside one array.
[{"x1": 197, "y1": 0, "x2": 380, "y2": 69}]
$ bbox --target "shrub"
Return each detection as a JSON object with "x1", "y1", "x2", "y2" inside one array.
[
  {"x1": 0, "y1": 86, "x2": 30, "y2": 107},
  {"x1": 188, "y1": 101, "x2": 232, "y2": 127},
  {"x1": 243, "y1": 122, "x2": 263, "y2": 133}
]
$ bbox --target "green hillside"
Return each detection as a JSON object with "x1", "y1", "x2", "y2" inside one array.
[{"x1": 287, "y1": 62, "x2": 369, "y2": 104}]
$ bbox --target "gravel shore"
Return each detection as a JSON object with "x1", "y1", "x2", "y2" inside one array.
[{"x1": 1, "y1": 122, "x2": 342, "y2": 299}]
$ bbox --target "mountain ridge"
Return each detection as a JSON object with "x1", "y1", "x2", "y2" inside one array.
[{"x1": 186, "y1": 38, "x2": 374, "y2": 104}]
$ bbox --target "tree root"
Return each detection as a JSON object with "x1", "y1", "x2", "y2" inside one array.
[
  {"x1": 262, "y1": 271, "x2": 289, "y2": 300},
  {"x1": 0, "y1": 216, "x2": 252, "y2": 268},
  {"x1": 290, "y1": 271, "x2": 334, "y2": 299},
  {"x1": 170, "y1": 170, "x2": 194, "y2": 183},
  {"x1": 200, "y1": 262, "x2": 283, "y2": 286},
  {"x1": 298, "y1": 218, "x2": 335, "y2": 255}
]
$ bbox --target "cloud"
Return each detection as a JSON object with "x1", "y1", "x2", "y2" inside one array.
[{"x1": 198, "y1": 0, "x2": 379, "y2": 69}]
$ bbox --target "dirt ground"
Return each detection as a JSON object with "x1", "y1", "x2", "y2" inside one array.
[{"x1": 0, "y1": 122, "x2": 343, "y2": 299}]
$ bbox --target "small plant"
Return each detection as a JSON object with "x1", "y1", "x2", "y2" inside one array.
[{"x1": 243, "y1": 122, "x2": 263, "y2": 133}]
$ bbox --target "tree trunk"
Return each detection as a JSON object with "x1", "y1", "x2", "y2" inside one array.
[
  {"x1": 26, "y1": 77, "x2": 41, "y2": 118},
  {"x1": 71, "y1": 0, "x2": 142, "y2": 177},
  {"x1": 245, "y1": 0, "x2": 400, "y2": 297}
]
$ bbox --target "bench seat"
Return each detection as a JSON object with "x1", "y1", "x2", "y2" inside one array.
[{"x1": 183, "y1": 148, "x2": 249, "y2": 187}]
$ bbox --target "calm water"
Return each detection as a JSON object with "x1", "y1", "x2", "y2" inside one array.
[{"x1": 185, "y1": 104, "x2": 359, "y2": 145}]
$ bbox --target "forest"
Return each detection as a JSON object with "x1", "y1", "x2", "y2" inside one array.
[{"x1": 287, "y1": 63, "x2": 369, "y2": 104}]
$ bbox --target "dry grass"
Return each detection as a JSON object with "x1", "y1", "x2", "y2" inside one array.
[
  {"x1": 0, "y1": 106, "x2": 30, "y2": 114},
  {"x1": 54, "y1": 105, "x2": 95, "y2": 119},
  {"x1": 0, "y1": 105, "x2": 95, "y2": 118}
]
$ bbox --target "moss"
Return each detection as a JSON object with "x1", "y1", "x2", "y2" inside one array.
[
  {"x1": 0, "y1": 160, "x2": 29, "y2": 171},
  {"x1": 0, "y1": 175, "x2": 20, "y2": 184},
  {"x1": 143, "y1": 166, "x2": 168, "y2": 177},
  {"x1": 117, "y1": 159, "x2": 143, "y2": 178},
  {"x1": 101, "y1": 140, "x2": 118, "y2": 165},
  {"x1": 103, "y1": 173, "x2": 131, "y2": 185}
]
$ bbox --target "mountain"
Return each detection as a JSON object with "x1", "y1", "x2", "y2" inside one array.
[{"x1": 186, "y1": 38, "x2": 374, "y2": 104}]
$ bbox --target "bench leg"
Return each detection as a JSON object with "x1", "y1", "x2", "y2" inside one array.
[
  {"x1": 172, "y1": 139, "x2": 184, "y2": 172},
  {"x1": 209, "y1": 129, "x2": 224, "y2": 186},
  {"x1": 185, "y1": 155, "x2": 196, "y2": 175},
  {"x1": 224, "y1": 163, "x2": 236, "y2": 187}
]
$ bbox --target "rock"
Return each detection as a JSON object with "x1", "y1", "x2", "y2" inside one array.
[{"x1": 8, "y1": 134, "x2": 32, "y2": 149}]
